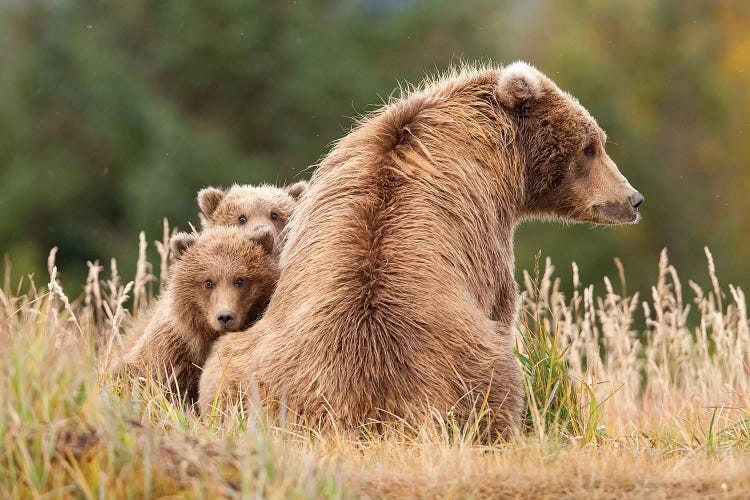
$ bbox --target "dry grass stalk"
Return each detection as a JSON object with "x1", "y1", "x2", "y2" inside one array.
[
  {"x1": 132, "y1": 231, "x2": 153, "y2": 318},
  {"x1": 154, "y1": 218, "x2": 173, "y2": 293}
]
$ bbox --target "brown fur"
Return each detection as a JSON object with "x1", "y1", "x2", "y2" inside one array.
[
  {"x1": 199, "y1": 62, "x2": 642, "y2": 438},
  {"x1": 117, "y1": 226, "x2": 279, "y2": 403},
  {"x1": 198, "y1": 182, "x2": 308, "y2": 240}
]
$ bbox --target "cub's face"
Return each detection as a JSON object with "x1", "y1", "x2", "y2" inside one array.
[
  {"x1": 170, "y1": 227, "x2": 279, "y2": 335},
  {"x1": 498, "y1": 62, "x2": 643, "y2": 225},
  {"x1": 197, "y1": 182, "x2": 308, "y2": 239}
]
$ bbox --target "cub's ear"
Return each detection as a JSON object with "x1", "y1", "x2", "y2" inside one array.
[
  {"x1": 497, "y1": 61, "x2": 544, "y2": 112},
  {"x1": 170, "y1": 232, "x2": 197, "y2": 260},
  {"x1": 284, "y1": 180, "x2": 308, "y2": 202},
  {"x1": 197, "y1": 187, "x2": 226, "y2": 218},
  {"x1": 249, "y1": 226, "x2": 275, "y2": 254}
]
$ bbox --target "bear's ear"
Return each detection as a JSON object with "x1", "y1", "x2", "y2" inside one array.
[
  {"x1": 249, "y1": 226, "x2": 275, "y2": 254},
  {"x1": 497, "y1": 61, "x2": 544, "y2": 112},
  {"x1": 197, "y1": 187, "x2": 226, "y2": 218},
  {"x1": 170, "y1": 232, "x2": 197, "y2": 260},
  {"x1": 284, "y1": 180, "x2": 308, "y2": 202}
]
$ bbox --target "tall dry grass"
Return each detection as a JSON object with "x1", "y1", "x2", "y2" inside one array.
[
  {"x1": 521, "y1": 249, "x2": 750, "y2": 450},
  {"x1": 1, "y1": 222, "x2": 749, "y2": 497}
]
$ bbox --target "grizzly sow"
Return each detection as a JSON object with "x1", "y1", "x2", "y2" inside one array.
[
  {"x1": 199, "y1": 62, "x2": 643, "y2": 438},
  {"x1": 118, "y1": 226, "x2": 279, "y2": 403}
]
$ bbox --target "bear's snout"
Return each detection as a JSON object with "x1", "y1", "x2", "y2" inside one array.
[
  {"x1": 628, "y1": 192, "x2": 644, "y2": 209},
  {"x1": 216, "y1": 311, "x2": 235, "y2": 329}
]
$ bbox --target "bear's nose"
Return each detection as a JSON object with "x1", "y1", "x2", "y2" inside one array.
[
  {"x1": 217, "y1": 311, "x2": 235, "y2": 328},
  {"x1": 628, "y1": 192, "x2": 644, "y2": 209}
]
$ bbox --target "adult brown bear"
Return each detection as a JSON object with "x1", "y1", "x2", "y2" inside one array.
[{"x1": 199, "y1": 62, "x2": 643, "y2": 439}]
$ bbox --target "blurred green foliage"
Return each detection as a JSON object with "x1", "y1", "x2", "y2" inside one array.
[{"x1": 0, "y1": 0, "x2": 748, "y2": 297}]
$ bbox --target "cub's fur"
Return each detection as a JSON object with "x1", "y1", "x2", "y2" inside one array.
[
  {"x1": 198, "y1": 182, "x2": 308, "y2": 239},
  {"x1": 117, "y1": 226, "x2": 279, "y2": 402}
]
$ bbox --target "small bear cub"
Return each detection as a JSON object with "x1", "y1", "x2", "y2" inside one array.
[
  {"x1": 198, "y1": 181, "x2": 308, "y2": 239},
  {"x1": 117, "y1": 226, "x2": 279, "y2": 403}
]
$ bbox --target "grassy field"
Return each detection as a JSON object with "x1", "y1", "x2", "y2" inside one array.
[{"x1": 1, "y1": 223, "x2": 749, "y2": 498}]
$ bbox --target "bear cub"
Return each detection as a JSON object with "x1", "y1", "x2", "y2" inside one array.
[
  {"x1": 117, "y1": 226, "x2": 279, "y2": 403},
  {"x1": 198, "y1": 181, "x2": 308, "y2": 240}
]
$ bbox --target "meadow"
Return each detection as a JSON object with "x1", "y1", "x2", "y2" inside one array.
[{"x1": 1, "y1": 221, "x2": 749, "y2": 498}]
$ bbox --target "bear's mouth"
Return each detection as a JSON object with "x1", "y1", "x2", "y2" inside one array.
[
  {"x1": 211, "y1": 316, "x2": 256, "y2": 334},
  {"x1": 593, "y1": 202, "x2": 640, "y2": 225},
  {"x1": 212, "y1": 321, "x2": 243, "y2": 334}
]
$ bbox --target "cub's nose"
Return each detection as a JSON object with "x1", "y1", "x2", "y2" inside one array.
[
  {"x1": 628, "y1": 192, "x2": 645, "y2": 209},
  {"x1": 217, "y1": 311, "x2": 235, "y2": 328}
]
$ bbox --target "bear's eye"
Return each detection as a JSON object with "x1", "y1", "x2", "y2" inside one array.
[
  {"x1": 204, "y1": 280, "x2": 214, "y2": 289},
  {"x1": 584, "y1": 144, "x2": 597, "y2": 158},
  {"x1": 270, "y1": 211, "x2": 279, "y2": 221},
  {"x1": 238, "y1": 215, "x2": 247, "y2": 225},
  {"x1": 235, "y1": 278, "x2": 245, "y2": 288}
]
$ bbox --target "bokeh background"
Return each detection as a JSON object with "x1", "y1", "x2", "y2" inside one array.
[{"x1": 1, "y1": 0, "x2": 748, "y2": 298}]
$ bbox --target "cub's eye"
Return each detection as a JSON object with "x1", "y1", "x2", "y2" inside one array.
[
  {"x1": 584, "y1": 144, "x2": 597, "y2": 158},
  {"x1": 238, "y1": 215, "x2": 247, "y2": 225},
  {"x1": 235, "y1": 278, "x2": 245, "y2": 288},
  {"x1": 270, "y1": 212, "x2": 279, "y2": 221},
  {"x1": 204, "y1": 280, "x2": 214, "y2": 289}
]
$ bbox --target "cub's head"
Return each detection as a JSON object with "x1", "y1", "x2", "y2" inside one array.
[
  {"x1": 197, "y1": 181, "x2": 308, "y2": 237},
  {"x1": 169, "y1": 226, "x2": 280, "y2": 335},
  {"x1": 498, "y1": 62, "x2": 643, "y2": 224}
]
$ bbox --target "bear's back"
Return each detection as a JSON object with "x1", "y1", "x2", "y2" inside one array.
[{"x1": 252, "y1": 127, "x2": 514, "y2": 424}]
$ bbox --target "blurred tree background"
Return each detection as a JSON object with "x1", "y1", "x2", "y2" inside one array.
[{"x1": 0, "y1": 0, "x2": 748, "y2": 298}]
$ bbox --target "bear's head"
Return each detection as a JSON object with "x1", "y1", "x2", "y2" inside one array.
[
  {"x1": 169, "y1": 226, "x2": 280, "y2": 335},
  {"x1": 197, "y1": 181, "x2": 308, "y2": 237},
  {"x1": 497, "y1": 62, "x2": 643, "y2": 224}
]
